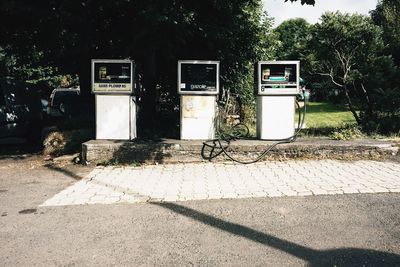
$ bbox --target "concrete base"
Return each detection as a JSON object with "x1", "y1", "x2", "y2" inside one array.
[
  {"x1": 95, "y1": 95, "x2": 136, "y2": 140},
  {"x1": 257, "y1": 96, "x2": 295, "y2": 140},
  {"x1": 82, "y1": 138, "x2": 399, "y2": 165},
  {"x1": 180, "y1": 95, "x2": 216, "y2": 140}
]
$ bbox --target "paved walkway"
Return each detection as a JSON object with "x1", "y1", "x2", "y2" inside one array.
[{"x1": 40, "y1": 160, "x2": 400, "y2": 207}]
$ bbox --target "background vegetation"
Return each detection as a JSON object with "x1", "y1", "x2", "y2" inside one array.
[{"x1": 0, "y1": 0, "x2": 399, "y2": 137}]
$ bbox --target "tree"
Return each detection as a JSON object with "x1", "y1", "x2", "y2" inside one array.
[
  {"x1": 0, "y1": 1, "x2": 64, "y2": 91},
  {"x1": 311, "y1": 11, "x2": 400, "y2": 133},
  {"x1": 360, "y1": 56, "x2": 400, "y2": 132},
  {"x1": 0, "y1": 0, "x2": 279, "y2": 133},
  {"x1": 274, "y1": 18, "x2": 311, "y2": 60},
  {"x1": 311, "y1": 12, "x2": 383, "y2": 123},
  {"x1": 371, "y1": 0, "x2": 400, "y2": 65}
]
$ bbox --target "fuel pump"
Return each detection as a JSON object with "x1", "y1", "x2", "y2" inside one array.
[
  {"x1": 201, "y1": 60, "x2": 307, "y2": 164},
  {"x1": 178, "y1": 60, "x2": 219, "y2": 140},
  {"x1": 256, "y1": 61, "x2": 300, "y2": 140},
  {"x1": 92, "y1": 59, "x2": 136, "y2": 140}
]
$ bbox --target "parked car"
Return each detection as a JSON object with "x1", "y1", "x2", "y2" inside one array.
[
  {"x1": 0, "y1": 79, "x2": 43, "y2": 142},
  {"x1": 47, "y1": 87, "x2": 80, "y2": 117}
]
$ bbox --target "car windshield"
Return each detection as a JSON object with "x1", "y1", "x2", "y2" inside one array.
[
  {"x1": 56, "y1": 91, "x2": 78, "y2": 97},
  {"x1": 53, "y1": 90, "x2": 79, "y2": 105}
]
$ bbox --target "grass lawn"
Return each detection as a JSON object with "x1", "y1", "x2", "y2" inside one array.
[
  {"x1": 246, "y1": 101, "x2": 357, "y2": 137},
  {"x1": 302, "y1": 102, "x2": 356, "y2": 129}
]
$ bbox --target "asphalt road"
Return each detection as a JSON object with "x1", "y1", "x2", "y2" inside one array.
[{"x1": 0, "y1": 156, "x2": 400, "y2": 266}]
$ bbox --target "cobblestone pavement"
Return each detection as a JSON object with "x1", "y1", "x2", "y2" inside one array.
[{"x1": 40, "y1": 160, "x2": 400, "y2": 206}]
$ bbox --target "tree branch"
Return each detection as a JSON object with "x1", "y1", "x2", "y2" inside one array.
[{"x1": 317, "y1": 69, "x2": 344, "y2": 88}]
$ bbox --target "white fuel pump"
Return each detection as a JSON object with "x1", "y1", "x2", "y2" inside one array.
[
  {"x1": 201, "y1": 60, "x2": 307, "y2": 164},
  {"x1": 177, "y1": 60, "x2": 219, "y2": 140},
  {"x1": 92, "y1": 59, "x2": 136, "y2": 140},
  {"x1": 255, "y1": 61, "x2": 300, "y2": 140}
]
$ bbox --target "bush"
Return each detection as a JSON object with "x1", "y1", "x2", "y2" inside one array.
[{"x1": 43, "y1": 129, "x2": 93, "y2": 156}]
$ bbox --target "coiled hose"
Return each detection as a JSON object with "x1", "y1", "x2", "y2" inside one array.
[{"x1": 201, "y1": 93, "x2": 307, "y2": 164}]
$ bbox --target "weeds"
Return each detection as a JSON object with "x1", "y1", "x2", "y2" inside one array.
[{"x1": 331, "y1": 125, "x2": 364, "y2": 140}]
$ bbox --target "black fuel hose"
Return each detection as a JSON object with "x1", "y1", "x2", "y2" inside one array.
[{"x1": 201, "y1": 93, "x2": 307, "y2": 164}]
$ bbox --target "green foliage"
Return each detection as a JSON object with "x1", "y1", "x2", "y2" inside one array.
[
  {"x1": 2, "y1": 0, "x2": 400, "y2": 137},
  {"x1": 331, "y1": 125, "x2": 364, "y2": 140},
  {"x1": 371, "y1": 0, "x2": 400, "y2": 65},
  {"x1": 362, "y1": 56, "x2": 400, "y2": 114},
  {"x1": 216, "y1": 8, "x2": 276, "y2": 106},
  {"x1": 0, "y1": 1, "x2": 78, "y2": 91},
  {"x1": 274, "y1": 18, "x2": 311, "y2": 60},
  {"x1": 0, "y1": 0, "x2": 280, "y2": 134},
  {"x1": 0, "y1": 45, "x2": 78, "y2": 91},
  {"x1": 272, "y1": 10, "x2": 400, "y2": 135},
  {"x1": 368, "y1": 1, "x2": 400, "y2": 134},
  {"x1": 311, "y1": 12, "x2": 384, "y2": 82},
  {"x1": 308, "y1": 11, "x2": 400, "y2": 134}
]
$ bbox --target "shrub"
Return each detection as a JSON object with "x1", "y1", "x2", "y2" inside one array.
[{"x1": 43, "y1": 129, "x2": 93, "y2": 156}]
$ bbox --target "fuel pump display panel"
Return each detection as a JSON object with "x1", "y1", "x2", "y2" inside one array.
[
  {"x1": 92, "y1": 60, "x2": 134, "y2": 94},
  {"x1": 261, "y1": 64, "x2": 297, "y2": 85},
  {"x1": 257, "y1": 61, "x2": 300, "y2": 95},
  {"x1": 178, "y1": 61, "x2": 219, "y2": 95}
]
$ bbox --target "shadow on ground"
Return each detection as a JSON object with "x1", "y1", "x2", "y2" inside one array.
[
  {"x1": 0, "y1": 140, "x2": 42, "y2": 161},
  {"x1": 153, "y1": 202, "x2": 400, "y2": 267},
  {"x1": 43, "y1": 163, "x2": 84, "y2": 181}
]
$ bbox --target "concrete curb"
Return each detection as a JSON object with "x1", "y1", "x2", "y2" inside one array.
[{"x1": 82, "y1": 138, "x2": 399, "y2": 165}]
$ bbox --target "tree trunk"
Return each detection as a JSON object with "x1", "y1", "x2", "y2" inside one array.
[
  {"x1": 359, "y1": 82, "x2": 374, "y2": 120},
  {"x1": 343, "y1": 84, "x2": 361, "y2": 124}
]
